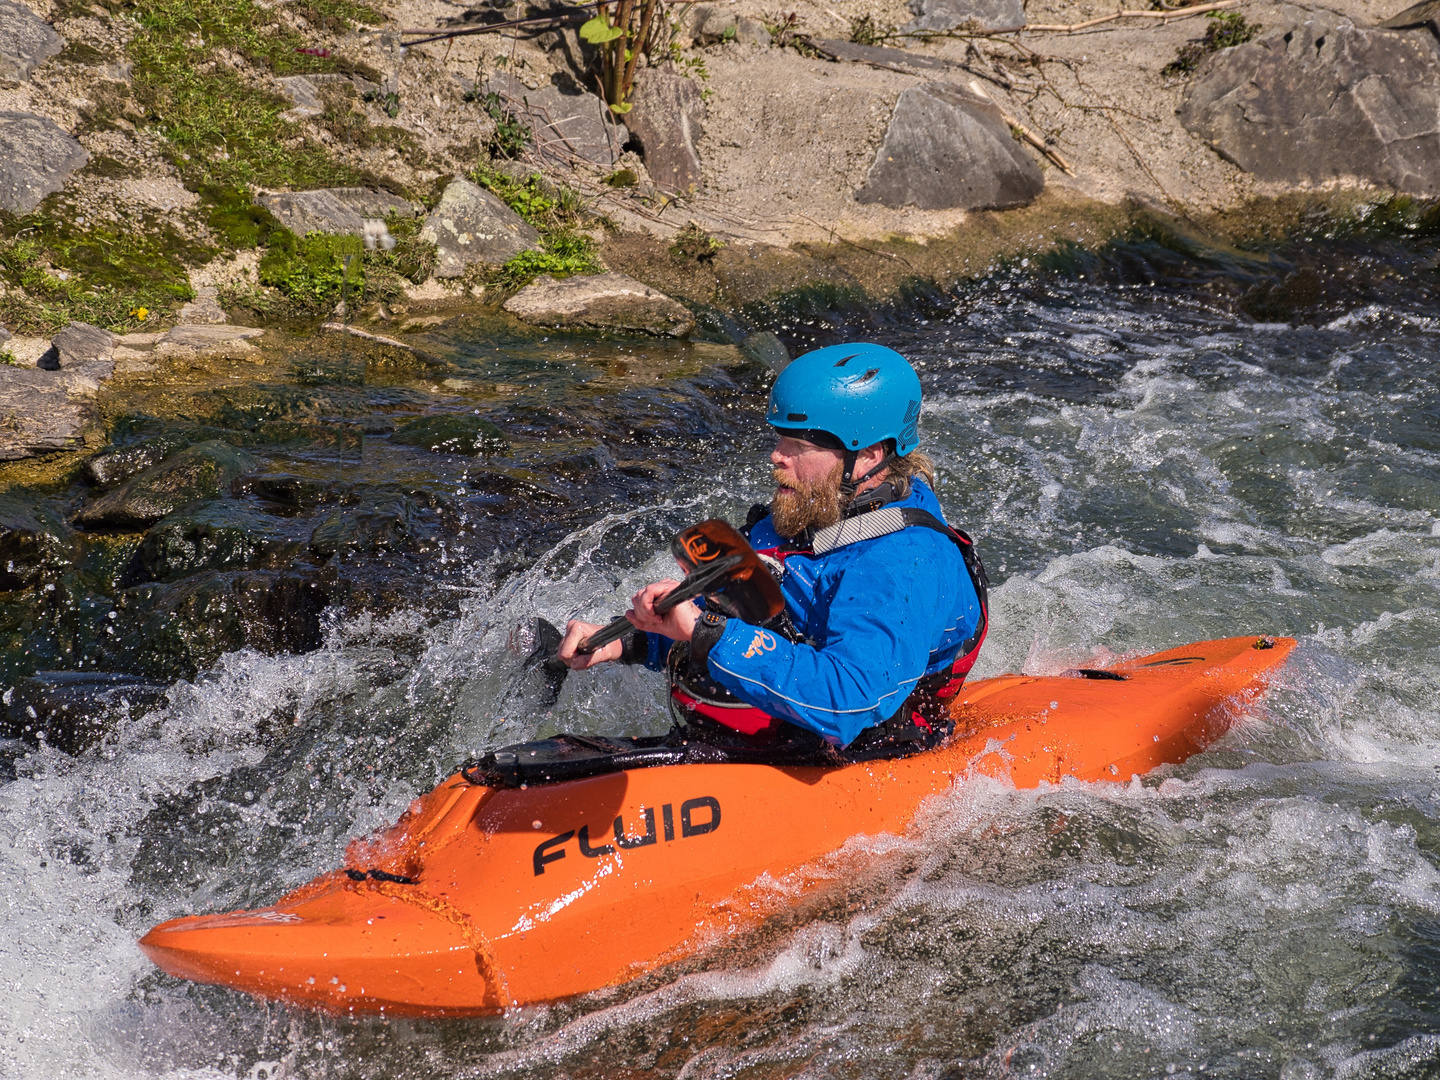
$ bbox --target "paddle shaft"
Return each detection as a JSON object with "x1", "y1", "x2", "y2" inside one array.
[{"x1": 575, "y1": 554, "x2": 743, "y2": 654}]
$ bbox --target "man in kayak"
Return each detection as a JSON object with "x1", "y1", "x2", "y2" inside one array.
[{"x1": 557, "y1": 342, "x2": 988, "y2": 753}]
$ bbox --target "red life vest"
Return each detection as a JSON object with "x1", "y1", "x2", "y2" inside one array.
[{"x1": 670, "y1": 506, "x2": 990, "y2": 738}]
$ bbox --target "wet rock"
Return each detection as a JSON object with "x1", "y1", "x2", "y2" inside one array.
[
  {"x1": 485, "y1": 75, "x2": 629, "y2": 166},
  {"x1": 465, "y1": 469, "x2": 571, "y2": 505},
  {"x1": 153, "y1": 323, "x2": 265, "y2": 359},
  {"x1": 137, "y1": 500, "x2": 306, "y2": 583},
  {"x1": 391, "y1": 413, "x2": 510, "y2": 455},
  {"x1": 741, "y1": 330, "x2": 790, "y2": 372},
  {"x1": 0, "y1": 112, "x2": 88, "y2": 215},
  {"x1": 258, "y1": 188, "x2": 416, "y2": 236},
  {"x1": 48, "y1": 321, "x2": 117, "y2": 369},
  {"x1": 76, "y1": 441, "x2": 260, "y2": 529},
  {"x1": 1180, "y1": 11, "x2": 1440, "y2": 196},
  {"x1": 136, "y1": 569, "x2": 328, "y2": 669},
  {"x1": 310, "y1": 495, "x2": 418, "y2": 557},
  {"x1": 83, "y1": 433, "x2": 192, "y2": 489},
  {"x1": 503, "y1": 272, "x2": 696, "y2": 336},
  {"x1": 0, "y1": 495, "x2": 72, "y2": 591},
  {"x1": 234, "y1": 472, "x2": 344, "y2": 508},
  {"x1": 0, "y1": 364, "x2": 108, "y2": 459},
  {"x1": 856, "y1": 81, "x2": 1044, "y2": 210},
  {"x1": 2, "y1": 671, "x2": 169, "y2": 754},
  {"x1": 419, "y1": 178, "x2": 542, "y2": 278},
  {"x1": 627, "y1": 71, "x2": 706, "y2": 195},
  {"x1": 904, "y1": 0, "x2": 1025, "y2": 32},
  {"x1": 0, "y1": 0, "x2": 63, "y2": 84}
]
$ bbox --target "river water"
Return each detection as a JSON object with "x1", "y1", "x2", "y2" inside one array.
[{"x1": 4, "y1": 227, "x2": 1440, "y2": 1079}]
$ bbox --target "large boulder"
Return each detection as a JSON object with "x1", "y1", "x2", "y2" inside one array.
[
  {"x1": 0, "y1": 112, "x2": 88, "y2": 215},
  {"x1": 0, "y1": 0, "x2": 62, "y2": 85},
  {"x1": 855, "y1": 81, "x2": 1043, "y2": 210},
  {"x1": 137, "y1": 500, "x2": 305, "y2": 582},
  {"x1": 0, "y1": 495, "x2": 71, "y2": 591},
  {"x1": 84, "y1": 433, "x2": 193, "y2": 489},
  {"x1": 420, "y1": 179, "x2": 542, "y2": 278},
  {"x1": 485, "y1": 75, "x2": 629, "y2": 166},
  {"x1": 0, "y1": 364, "x2": 110, "y2": 459},
  {"x1": 76, "y1": 441, "x2": 259, "y2": 529},
  {"x1": 45, "y1": 321, "x2": 117, "y2": 370},
  {"x1": 904, "y1": 0, "x2": 1024, "y2": 33},
  {"x1": 1179, "y1": 10, "x2": 1440, "y2": 196},
  {"x1": 503, "y1": 272, "x2": 696, "y2": 336},
  {"x1": 2, "y1": 671, "x2": 169, "y2": 754},
  {"x1": 258, "y1": 188, "x2": 417, "y2": 236},
  {"x1": 627, "y1": 71, "x2": 706, "y2": 195}
]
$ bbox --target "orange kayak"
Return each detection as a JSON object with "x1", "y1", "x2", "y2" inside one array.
[{"x1": 139, "y1": 634, "x2": 1294, "y2": 1016}]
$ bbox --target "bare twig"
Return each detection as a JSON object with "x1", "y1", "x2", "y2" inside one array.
[
  {"x1": 964, "y1": 79, "x2": 1075, "y2": 175},
  {"x1": 1023, "y1": 0, "x2": 1240, "y2": 32}
]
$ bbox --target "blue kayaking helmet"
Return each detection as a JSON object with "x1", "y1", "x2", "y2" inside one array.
[{"x1": 767, "y1": 342, "x2": 922, "y2": 455}]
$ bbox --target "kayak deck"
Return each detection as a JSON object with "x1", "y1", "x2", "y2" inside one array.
[{"x1": 139, "y1": 634, "x2": 1294, "y2": 1016}]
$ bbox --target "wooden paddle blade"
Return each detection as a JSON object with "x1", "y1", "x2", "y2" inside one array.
[{"x1": 671, "y1": 519, "x2": 785, "y2": 624}]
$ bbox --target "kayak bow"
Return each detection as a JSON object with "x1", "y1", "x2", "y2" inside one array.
[{"x1": 139, "y1": 634, "x2": 1294, "y2": 1015}]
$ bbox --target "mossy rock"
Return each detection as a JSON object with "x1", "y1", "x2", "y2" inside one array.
[
  {"x1": 137, "y1": 500, "x2": 308, "y2": 583},
  {"x1": 391, "y1": 414, "x2": 509, "y2": 456},
  {"x1": 309, "y1": 495, "x2": 418, "y2": 558},
  {"x1": 83, "y1": 433, "x2": 193, "y2": 489},
  {"x1": 76, "y1": 441, "x2": 260, "y2": 529},
  {"x1": 0, "y1": 496, "x2": 74, "y2": 592}
]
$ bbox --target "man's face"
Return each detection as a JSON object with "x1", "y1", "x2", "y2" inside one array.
[{"x1": 769, "y1": 435, "x2": 845, "y2": 538}]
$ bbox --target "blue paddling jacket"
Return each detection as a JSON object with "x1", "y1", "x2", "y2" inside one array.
[{"x1": 638, "y1": 480, "x2": 986, "y2": 747}]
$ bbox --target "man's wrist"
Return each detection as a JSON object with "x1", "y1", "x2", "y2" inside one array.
[{"x1": 689, "y1": 610, "x2": 728, "y2": 668}]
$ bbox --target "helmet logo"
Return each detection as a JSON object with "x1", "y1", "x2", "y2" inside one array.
[{"x1": 901, "y1": 400, "x2": 921, "y2": 447}]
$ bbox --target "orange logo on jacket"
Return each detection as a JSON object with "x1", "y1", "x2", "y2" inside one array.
[{"x1": 743, "y1": 630, "x2": 776, "y2": 658}]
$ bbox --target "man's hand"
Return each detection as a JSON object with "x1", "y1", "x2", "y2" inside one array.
[
  {"x1": 557, "y1": 619, "x2": 624, "y2": 670},
  {"x1": 626, "y1": 580, "x2": 700, "y2": 642}
]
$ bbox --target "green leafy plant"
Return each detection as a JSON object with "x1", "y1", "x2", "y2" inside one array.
[
  {"x1": 474, "y1": 91, "x2": 532, "y2": 158},
  {"x1": 669, "y1": 221, "x2": 722, "y2": 262},
  {"x1": 496, "y1": 234, "x2": 600, "y2": 289},
  {"x1": 580, "y1": 0, "x2": 664, "y2": 113},
  {"x1": 1162, "y1": 11, "x2": 1261, "y2": 76},
  {"x1": 848, "y1": 13, "x2": 895, "y2": 45},
  {"x1": 0, "y1": 349, "x2": 20, "y2": 367}
]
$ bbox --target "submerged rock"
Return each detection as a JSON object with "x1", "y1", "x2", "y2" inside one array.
[
  {"x1": 856, "y1": 81, "x2": 1044, "y2": 211},
  {"x1": 503, "y1": 272, "x2": 696, "y2": 337},
  {"x1": 0, "y1": 495, "x2": 72, "y2": 591},
  {"x1": 153, "y1": 324, "x2": 266, "y2": 359},
  {"x1": 627, "y1": 72, "x2": 706, "y2": 195},
  {"x1": 76, "y1": 441, "x2": 259, "y2": 529},
  {"x1": 904, "y1": 0, "x2": 1025, "y2": 32},
  {"x1": 0, "y1": 0, "x2": 63, "y2": 85},
  {"x1": 137, "y1": 500, "x2": 306, "y2": 583},
  {"x1": 83, "y1": 434, "x2": 193, "y2": 489},
  {"x1": 0, "y1": 112, "x2": 88, "y2": 215},
  {"x1": 420, "y1": 179, "x2": 542, "y2": 278},
  {"x1": 2, "y1": 671, "x2": 169, "y2": 754},
  {"x1": 391, "y1": 414, "x2": 510, "y2": 455},
  {"x1": 309, "y1": 495, "x2": 419, "y2": 557},
  {"x1": 1180, "y1": 11, "x2": 1440, "y2": 196}
]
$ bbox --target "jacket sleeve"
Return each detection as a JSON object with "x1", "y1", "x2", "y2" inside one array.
[{"x1": 703, "y1": 533, "x2": 964, "y2": 746}]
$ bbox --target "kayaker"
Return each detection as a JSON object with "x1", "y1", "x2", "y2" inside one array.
[{"x1": 557, "y1": 342, "x2": 988, "y2": 753}]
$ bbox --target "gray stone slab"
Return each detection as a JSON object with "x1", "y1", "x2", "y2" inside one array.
[
  {"x1": 0, "y1": 112, "x2": 88, "y2": 215},
  {"x1": 904, "y1": 0, "x2": 1025, "y2": 33},
  {"x1": 1180, "y1": 10, "x2": 1440, "y2": 197},
  {"x1": 856, "y1": 81, "x2": 1043, "y2": 210},
  {"x1": 420, "y1": 178, "x2": 541, "y2": 278},
  {"x1": 276, "y1": 75, "x2": 323, "y2": 117},
  {"x1": 627, "y1": 71, "x2": 705, "y2": 195},
  {"x1": 1380, "y1": 0, "x2": 1440, "y2": 33},
  {"x1": 486, "y1": 75, "x2": 629, "y2": 166},
  {"x1": 0, "y1": 0, "x2": 62, "y2": 85},
  {"x1": 811, "y1": 39, "x2": 960, "y2": 75},
  {"x1": 50, "y1": 321, "x2": 117, "y2": 369},
  {"x1": 257, "y1": 189, "x2": 415, "y2": 237},
  {"x1": 0, "y1": 365, "x2": 104, "y2": 460},
  {"x1": 503, "y1": 272, "x2": 695, "y2": 336}
]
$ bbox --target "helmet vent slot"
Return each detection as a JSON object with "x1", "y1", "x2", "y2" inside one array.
[
  {"x1": 833, "y1": 355, "x2": 858, "y2": 366},
  {"x1": 786, "y1": 413, "x2": 808, "y2": 422},
  {"x1": 855, "y1": 368, "x2": 880, "y2": 383}
]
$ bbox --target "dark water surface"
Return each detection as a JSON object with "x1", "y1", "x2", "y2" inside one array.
[{"x1": 4, "y1": 227, "x2": 1440, "y2": 1079}]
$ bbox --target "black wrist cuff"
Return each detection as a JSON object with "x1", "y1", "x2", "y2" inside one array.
[
  {"x1": 689, "y1": 610, "x2": 728, "y2": 669},
  {"x1": 619, "y1": 629, "x2": 648, "y2": 665}
]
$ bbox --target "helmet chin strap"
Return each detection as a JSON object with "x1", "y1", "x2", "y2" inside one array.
[{"x1": 839, "y1": 450, "x2": 896, "y2": 501}]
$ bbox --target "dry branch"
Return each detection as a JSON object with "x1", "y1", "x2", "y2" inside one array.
[{"x1": 1022, "y1": 0, "x2": 1241, "y2": 33}]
